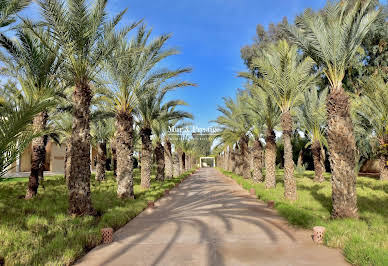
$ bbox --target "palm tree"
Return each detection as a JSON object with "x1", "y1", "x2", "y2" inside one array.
[
  {"x1": 285, "y1": 0, "x2": 380, "y2": 217},
  {"x1": 136, "y1": 86, "x2": 193, "y2": 188},
  {"x1": 91, "y1": 118, "x2": 115, "y2": 181},
  {"x1": 0, "y1": 84, "x2": 52, "y2": 177},
  {"x1": 25, "y1": 0, "x2": 137, "y2": 215},
  {"x1": 214, "y1": 93, "x2": 252, "y2": 179},
  {"x1": 0, "y1": 29, "x2": 62, "y2": 199},
  {"x1": 353, "y1": 75, "x2": 387, "y2": 180},
  {"x1": 245, "y1": 85, "x2": 281, "y2": 188},
  {"x1": 106, "y1": 26, "x2": 185, "y2": 196},
  {"x1": 297, "y1": 88, "x2": 328, "y2": 182},
  {"x1": 246, "y1": 40, "x2": 316, "y2": 200}
]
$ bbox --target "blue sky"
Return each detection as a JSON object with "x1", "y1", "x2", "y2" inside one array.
[{"x1": 22, "y1": 0, "x2": 327, "y2": 128}]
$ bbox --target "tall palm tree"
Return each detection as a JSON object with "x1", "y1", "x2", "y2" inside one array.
[
  {"x1": 214, "y1": 93, "x2": 252, "y2": 179},
  {"x1": 245, "y1": 85, "x2": 281, "y2": 187},
  {"x1": 0, "y1": 83, "x2": 52, "y2": 177},
  {"x1": 106, "y1": 26, "x2": 183, "y2": 196},
  {"x1": 246, "y1": 40, "x2": 316, "y2": 200},
  {"x1": 297, "y1": 88, "x2": 328, "y2": 182},
  {"x1": 0, "y1": 29, "x2": 62, "y2": 199},
  {"x1": 136, "y1": 85, "x2": 193, "y2": 188},
  {"x1": 353, "y1": 75, "x2": 387, "y2": 181},
  {"x1": 25, "y1": 0, "x2": 136, "y2": 215},
  {"x1": 285, "y1": 0, "x2": 380, "y2": 217}
]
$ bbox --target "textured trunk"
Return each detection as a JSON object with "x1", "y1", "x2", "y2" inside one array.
[
  {"x1": 26, "y1": 111, "x2": 48, "y2": 199},
  {"x1": 64, "y1": 140, "x2": 71, "y2": 186},
  {"x1": 173, "y1": 153, "x2": 180, "y2": 177},
  {"x1": 265, "y1": 129, "x2": 276, "y2": 189},
  {"x1": 239, "y1": 135, "x2": 250, "y2": 179},
  {"x1": 327, "y1": 87, "x2": 358, "y2": 218},
  {"x1": 282, "y1": 111, "x2": 297, "y2": 201},
  {"x1": 111, "y1": 140, "x2": 117, "y2": 177},
  {"x1": 177, "y1": 148, "x2": 183, "y2": 176},
  {"x1": 185, "y1": 153, "x2": 190, "y2": 171},
  {"x1": 182, "y1": 152, "x2": 186, "y2": 172},
  {"x1": 227, "y1": 148, "x2": 232, "y2": 172},
  {"x1": 164, "y1": 138, "x2": 173, "y2": 179},
  {"x1": 96, "y1": 141, "x2": 107, "y2": 181},
  {"x1": 231, "y1": 148, "x2": 236, "y2": 173},
  {"x1": 297, "y1": 149, "x2": 303, "y2": 168},
  {"x1": 312, "y1": 141, "x2": 325, "y2": 182},
  {"x1": 67, "y1": 81, "x2": 94, "y2": 216},
  {"x1": 379, "y1": 137, "x2": 388, "y2": 181},
  {"x1": 140, "y1": 128, "x2": 152, "y2": 189},
  {"x1": 252, "y1": 138, "x2": 264, "y2": 183},
  {"x1": 155, "y1": 141, "x2": 165, "y2": 182},
  {"x1": 116, "y1": 112, "x2": 134, "y2": 198}
]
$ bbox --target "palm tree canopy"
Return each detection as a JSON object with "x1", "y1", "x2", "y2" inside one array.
[
  {"x1": 0, "y1": 28, "x2": 62, "y2": 102},
  {"x1": 284, "y1": 0, "x2": 380, "y2": 89},
  {"x1": 213, "y1": 93, "x2": 251, "y2": 147},
  {"x1": 241, "y1": 40, "x2": 316, "y2": 113},
  {"x1": 26, "y1": 0, "x2": 139, "y2": 85},
  {"x1": 297, "y1": 87, "x2": 328, "y2": 148},
  {"x1": 353, "y1": 74, "x2": 387, "y2": 141}
]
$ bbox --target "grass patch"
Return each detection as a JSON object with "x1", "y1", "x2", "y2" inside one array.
[
  {"x1": 220, "y1": 168, "x2": 388, "y2": 266},
  {"x1": 0, "y1": 169, "x2": 195, "y2": 265}
]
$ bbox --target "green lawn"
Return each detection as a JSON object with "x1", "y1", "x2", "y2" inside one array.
[
  {"x1": 220, "y1": 168, "x2": 388, "y2": 266},
  {"x1": 0, "y1": 169, "x2": 195, "y2": 265}
]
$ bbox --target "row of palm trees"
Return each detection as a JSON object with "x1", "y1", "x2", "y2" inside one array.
[
  {"x1": 0, "y1": 0, "x2": 197, "y2": 216},
  {"x1": 214, "y1": 0, "x2": 387, "y2": 219}
]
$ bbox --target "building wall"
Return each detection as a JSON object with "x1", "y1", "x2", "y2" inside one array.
[
  {"x1": 20, "y1": 144, "x2": 32, "y2": 172},
  {"x1": 50, "y1": 143, "x2": 66, "y2": 172}
]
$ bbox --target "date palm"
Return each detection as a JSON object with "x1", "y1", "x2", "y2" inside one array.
[
  {"x1": 246, "y1": 40, "x2": 316, "y2": 200},
  {"x1": 245, "y1": 85, "x2": 281, "y2": 188},
  {"x1": 353, "y1": 75, "x2": 387, "y2": 181},
  {"x1": 0, "y1": 84, "x2": 52, "y2": 178},
  {"x1": 214, "y1": 93, "x2": 251, "y2": 179},
  {"x1": 25, "y1": 0, "x2": 137, "y2": 215},
  {"x1": 106, "y1": 26, "x2": 186, "y2": 196},
  {"x1": 285, "y1": 0, "x2": 380, "y2": 217},
  {"x1": 136, "y1": 85, "x2": 193, "y2": 188},
  {"x1": 0, "y1": 28, "x2": 62, "y2": 199},
  {"x1": 297, "y1": 88, "x2": 328, "y2": 182}
]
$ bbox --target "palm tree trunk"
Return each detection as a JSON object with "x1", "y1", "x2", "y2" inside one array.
[
  {"x1": 282, "y1": 111, "x2": 297, "y2": 201},
  {"x1": 111, "y1": 140, "x2": 117, "y2": 177},
  {"x1": 327, "y1": 88, "x2": 358, "y2": 218},
  {"x1": 116, "y1": 112, "x2": 134, "y2": 198},
  {"x1": 297, "y1": 149, "x2": 303, "y2": 168},
  {"x1": 312, "y1": 141, "x2": 325, "y2": 182},
  {"x1": 177, "y1": 147, "x2": 183, "y2": 175},
  {"x1": 231, "y1": 148, "x2": 236, "y2": 173},
  {"x1": 155, "y1": 141, "x2": 165, "y2": 181},
  {"x1": 140, "y1": 128, "x2": 152, "y2": 189},
  {"x1": 227, "y1": 148, "x2": 232, "y2": 172},
  {"x1": 185, "y1": 153, "x2": 190, "y2": 171},
  {"x1": 164, "y1": 138, "x2": 173, "y2": 179},
  {"x1": 239, "y1": 136, "x2": 250, "y2": 179},
  {"x1": 65, "y1": 140, "x2": 71, "y2": 186},
  {"x1": 252, "y1": 138, "x2": 264, "y2": 182},
  {"x1": 96, "y1": 141, "x2": 107, "y2": 181},
  {"x1": 173, "y1": 152, "x2": 180, "y2": 177},
  {"x1": 26, "y1": 111, "x2": 48, "y2": 199},
  {"x1": 67, "y1": 82, "x2": 94, "y2": 215},
  {"x1": 265, "y1": 129, "x2": 276, "y2": 189},
  {"x1": 182, "y1": 152, "x2": 186, "y2": 173},
  {"x1": 379, "y1": 137, "x2": 388, "y2": 181}
]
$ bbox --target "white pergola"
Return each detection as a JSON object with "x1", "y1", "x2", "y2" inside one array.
[{"x1": 199, "y1": 157, "x2": 215, "y2": 168}]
